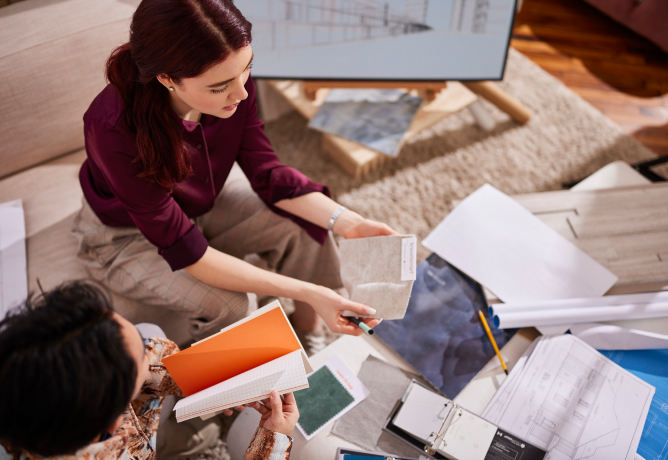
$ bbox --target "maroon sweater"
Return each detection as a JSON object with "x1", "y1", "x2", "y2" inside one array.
[{"x1": 80, "y1": 78, "x2": 329, "y2": 271}]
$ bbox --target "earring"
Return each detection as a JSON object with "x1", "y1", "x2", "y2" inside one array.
[{"x1": 168, "y1": 87, "x2": 174, "y2": 92}]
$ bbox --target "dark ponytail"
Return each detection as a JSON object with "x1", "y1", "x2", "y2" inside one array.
[{"x1": 105, "y1": 0, "x2": 252, "y2": 192}]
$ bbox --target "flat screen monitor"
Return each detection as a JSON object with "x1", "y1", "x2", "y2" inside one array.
[{"x1": 233, "y1": 0, "x2": 518, "y2": 81}]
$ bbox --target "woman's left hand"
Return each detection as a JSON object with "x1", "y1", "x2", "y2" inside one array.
[{"x1": 339, "y1": 218, "x2": 398, "y2": 239}]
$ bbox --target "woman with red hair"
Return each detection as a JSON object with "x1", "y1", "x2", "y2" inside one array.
[{"x1": 73, "y1": 0, "x2": 394, "y2": 357}]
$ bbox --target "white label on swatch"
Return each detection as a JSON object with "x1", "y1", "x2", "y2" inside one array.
[{"x1": 401, "y1": 236, "x2": 417, "y2": 281}]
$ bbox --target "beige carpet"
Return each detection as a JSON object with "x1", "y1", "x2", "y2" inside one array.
[
  {"x1": 264, "y1": 49, "x2": 657, "y2": 262},
  {"x1": 200, "y1": 49, "x2": 656, "y2": 459}
]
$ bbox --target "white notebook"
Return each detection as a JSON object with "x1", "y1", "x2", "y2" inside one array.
[
  {"x1": 174, "y1": 349, "x2": 308, "y2": 422},
  {"x1": 162, "y1": 300, "x2": 312, "y2": 423}
]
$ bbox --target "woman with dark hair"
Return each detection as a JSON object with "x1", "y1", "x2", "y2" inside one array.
[{"x1": 73, "y1": 0, "x2": 396, "y2": 348}]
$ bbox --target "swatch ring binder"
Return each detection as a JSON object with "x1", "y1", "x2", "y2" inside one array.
[
  {"x1": 424, "y1": 402, "x2": 463, "y2": 455},
  {"x1": 384, "y1": 380, "x2": 547, "y2": 460}
]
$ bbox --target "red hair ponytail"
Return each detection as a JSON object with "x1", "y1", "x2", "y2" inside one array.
[{"x1": 105, "y1": 0, "x2": 252, "y2": 192}]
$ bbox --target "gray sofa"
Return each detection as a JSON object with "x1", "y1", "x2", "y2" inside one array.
[{"x1": 0, "y1": 0, "x2": 190, "y2": 343}]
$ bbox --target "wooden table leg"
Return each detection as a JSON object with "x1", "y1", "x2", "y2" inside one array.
[{"x1": 462, "y1": 81, "x2": 532, "y2": 124}]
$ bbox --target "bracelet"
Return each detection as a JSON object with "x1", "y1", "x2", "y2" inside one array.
[{"x1": 328, "y1": 206, "x2": 348, "y2": 232}]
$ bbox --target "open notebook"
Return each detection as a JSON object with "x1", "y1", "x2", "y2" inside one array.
[{"x1": 163, "y1": 300, "x2": 313, "y2": 422}]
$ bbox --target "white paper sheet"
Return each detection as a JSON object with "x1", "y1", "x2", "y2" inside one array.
[
  {"x1": 174, "y1": 350, "x2": 309, "y2": 422},
  {"x1": 296, "y1": 354, "x2": 369, "y2": 440},
  {"x1": 422, "y1": 184, "x2": 618, "y2": 303},
  {"x1": 571, "y1": 323, "x2": 668, "y2": 350},
  {"x1": 482, "y1": 335, "x2": 654, "y2": 460},
  {"x1": 0, "y1": 200, "x2": 27, "y2": 320}
]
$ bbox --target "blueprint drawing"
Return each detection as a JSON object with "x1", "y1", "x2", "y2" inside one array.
[
  {"x1": 600, "y1": 349, "x2": 668, "y2": 460},
  {"x1": 234, "y1": 0, "x2": 517, "y2": 80},
  {"x1": 482, "y1": 335, "x2": 654, "y2": 460}
]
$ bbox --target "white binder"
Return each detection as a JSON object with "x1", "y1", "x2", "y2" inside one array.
[{"x1": 384, "y1": 381, "x2": 546, "y2": 460}]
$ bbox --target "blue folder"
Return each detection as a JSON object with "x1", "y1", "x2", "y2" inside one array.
[{"x1": 599, "y1": 348, "x2": 668, "y2": 460}]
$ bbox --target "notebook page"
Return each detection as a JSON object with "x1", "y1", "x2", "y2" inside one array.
[{"x1": 174, "y1": 349, "x2": 308, "y2": 422}]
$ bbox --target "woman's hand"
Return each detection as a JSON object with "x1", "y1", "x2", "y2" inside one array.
[
  {"x1": 306, "y1": 285, "x2": 380, "y2": 336},
  {"x1": 247, "y1": 391, "x2": 299, "y2": 437},
  {"x1": 333, "y1": 212, "x2": 398, "y2": 240}
]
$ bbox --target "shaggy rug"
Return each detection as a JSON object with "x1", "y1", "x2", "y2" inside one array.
[
  {"x1": 265, "y1": 49, "x2": 657, "y2": 262},
  {"x1": 200, "y1": 49, "x2": 656, "y2": 459}
]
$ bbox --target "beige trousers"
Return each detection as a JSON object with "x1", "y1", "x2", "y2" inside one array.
[{"x1": 72, "y1": 170, "x2": 342, "y2": 341}]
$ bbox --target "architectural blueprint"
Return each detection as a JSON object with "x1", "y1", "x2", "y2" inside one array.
[
  {"x1": 0, "y1": 199, "x2": 27, "y2": 320},
  {"x1": 234, "y1": 0, "x2": 517, "y2": 80},
  {"x1": 600, "y1": 349, "x2": 668, "y2": 460},
  {"x1": 482, "y1": 334, "x2": 654, "y2": 460}
]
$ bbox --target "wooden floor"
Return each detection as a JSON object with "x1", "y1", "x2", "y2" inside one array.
[{"x1": 511, "y1": 0, "x2": 668, "y2": 157}]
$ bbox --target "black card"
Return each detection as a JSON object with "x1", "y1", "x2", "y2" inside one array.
[{"x1": 485, "y1": 428, "x2": 547, "y2": 460}]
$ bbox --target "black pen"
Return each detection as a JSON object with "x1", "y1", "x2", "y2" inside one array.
[{"x1": 344, "y1": 316, "x2": 374, "y2": 335}]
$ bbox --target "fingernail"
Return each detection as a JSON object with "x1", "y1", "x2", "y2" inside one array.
[
  {"x1": 366, "y1": 307, "x2": 377, "y2": 315},
  {"x1": 271, "y1": 391, "x2": 279, "y2": 399}
]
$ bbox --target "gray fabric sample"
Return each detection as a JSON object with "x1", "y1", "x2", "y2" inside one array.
[
  {"x1": 331, "y1": 356, "x2": 422, "y2": 457},
  {"x1": 307, "y1": 89, "x2": 423, "y2": 157},
  {"x1": 339, "y1": 235, "x2": 415, "y2": 319}
]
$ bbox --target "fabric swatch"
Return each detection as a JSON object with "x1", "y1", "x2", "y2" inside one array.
[
  {"x1": 339, "y1": 235, "x2": 416, "y2": 320},
  {"x1": 373, "y1": 254, "x2": 516, "y2": 399},
  {"x1": 295, "y1": 366, "x2": 355, "y2": 436},
  {"x1": 331, "y1": 356, "x2": 423, "y2": 457},
  {"x1": 308, "y1": 89, "x2": 422, "y2": 157}
]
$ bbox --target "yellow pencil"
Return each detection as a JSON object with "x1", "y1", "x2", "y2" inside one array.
[{"x1": 477, "y1": 310, "x2": 508, "y2": 375}]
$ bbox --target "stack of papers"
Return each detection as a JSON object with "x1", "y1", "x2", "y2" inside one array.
[{"x1": 482, "y1": 334, "x2": 654, "y2": 460}]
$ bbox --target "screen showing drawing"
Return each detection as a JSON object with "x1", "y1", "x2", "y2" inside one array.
[{"x1": 233, "y1": 0, "x2": 518, "y2": 81}]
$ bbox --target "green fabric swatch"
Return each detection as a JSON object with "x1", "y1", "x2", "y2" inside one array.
[{"x1": 294, "y1": 365, "x2": 355, "y2": 435}]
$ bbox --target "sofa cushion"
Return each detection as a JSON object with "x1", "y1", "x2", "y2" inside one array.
[
  {"x1": 584, "y1": 0, "x2": 668, "y2": 52},
  {"x1": 0, "y1": 149, "x2": 86, "y2": 238},
  {"x1": 0, "y1": 0, "x2": 139, "y2": 178},
  {"x1": 0, "y1": 150, "x2": 190, "y2": 344}
]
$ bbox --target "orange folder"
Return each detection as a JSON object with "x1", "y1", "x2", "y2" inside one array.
[{"x1": 163, "y1": 301, "x2": 312, "y2": 397}]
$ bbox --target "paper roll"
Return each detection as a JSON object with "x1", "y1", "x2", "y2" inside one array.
[
  {"x1": 488, "y1": 291, "x2": 668, "y2": 317},
  {"x1": 493, "y1": 301, "x2": 668, "y2": 329}
]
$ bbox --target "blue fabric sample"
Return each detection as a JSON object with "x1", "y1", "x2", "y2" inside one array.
[{"x1": 373, "y1": 254, "x2": 516, "y2": 398}]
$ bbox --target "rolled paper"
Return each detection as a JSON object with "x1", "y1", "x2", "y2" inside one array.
[
  {"x1": 494, "y1": 301, "x2": 668, "y2": 329},
  {"x1": 489, "y1": 291, "x2": 668, "y2": 317}
]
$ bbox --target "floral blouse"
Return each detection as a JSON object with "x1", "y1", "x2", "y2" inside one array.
[{"x1": 0, "y1": 337, "x2": 292, "y2": 460}]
